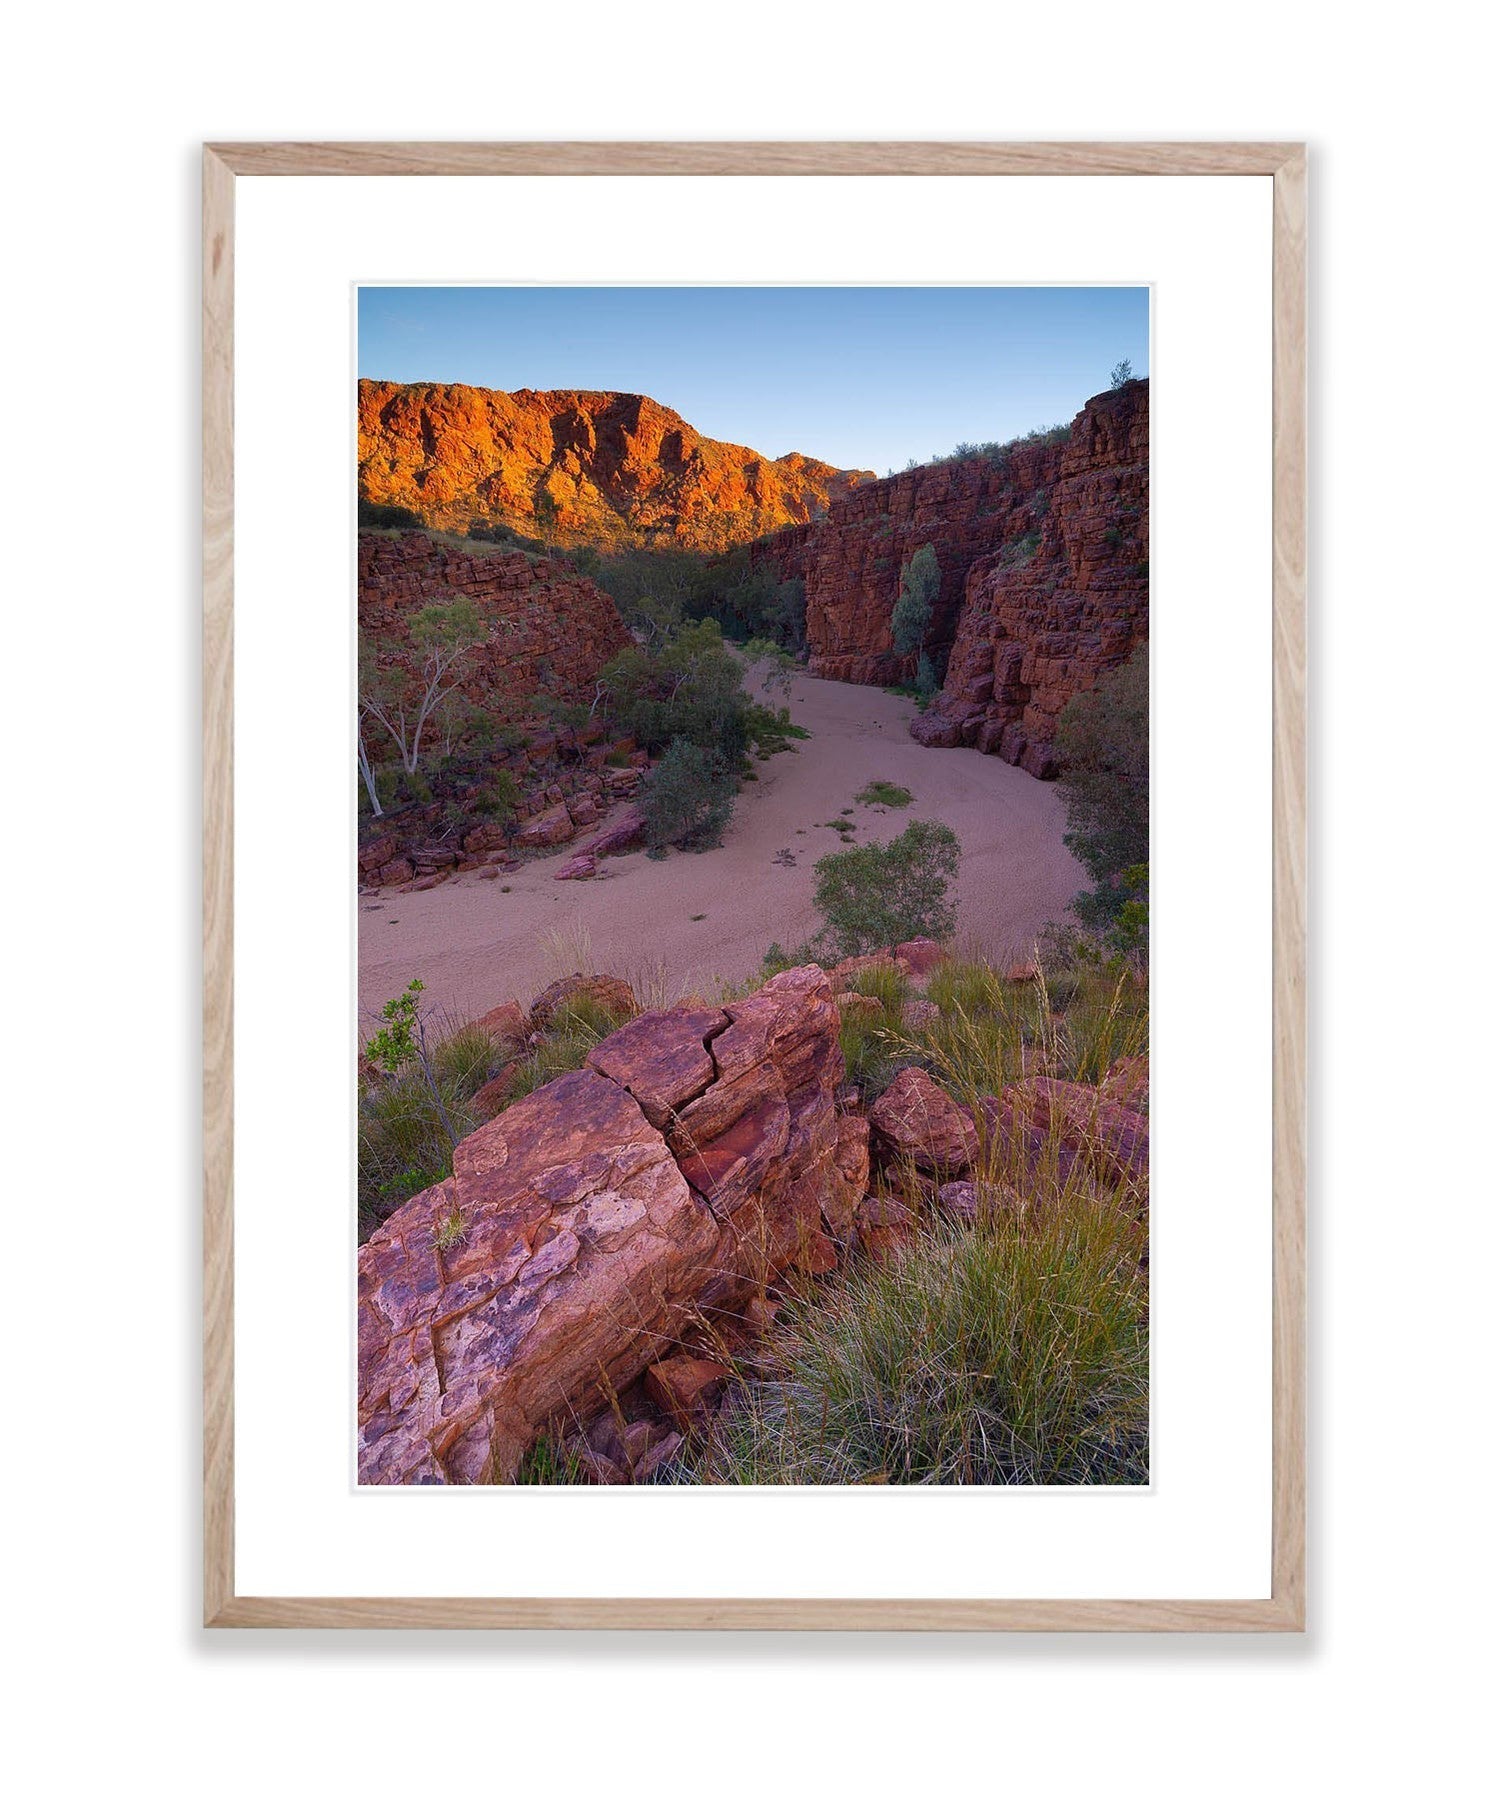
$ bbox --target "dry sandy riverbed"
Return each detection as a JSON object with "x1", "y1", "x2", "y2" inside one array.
[{"x1": 358, "y1": 671, "x2": 1086, "y2": 1034}]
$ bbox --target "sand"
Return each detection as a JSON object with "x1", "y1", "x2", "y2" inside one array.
[{"x1": 358, "y1": 671, "x2": 1086, "y2": 1032}]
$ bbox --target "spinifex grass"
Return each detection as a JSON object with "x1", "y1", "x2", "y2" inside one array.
[
  {"x1": 685, "y1": 1193, "x2": 1148, "y2": 1485},
  {"x1": 838, "y1": 963, "x2": 911, "y2": 1096},
  {"x1": 913, "y1": 954, "x2": 1149, "y2": 1102},
  {"x1": 505, "y1": 991, "x2": 632, "y2": 1104},
  {"x1": 854, "y1": 780, "x2": 913, "y2": 808},
  {"x1": 1047, "y1": 961, "x2": 1147, "y2": 1084}
]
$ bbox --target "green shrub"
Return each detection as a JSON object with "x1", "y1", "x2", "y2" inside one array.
[
  {"x1": 358, "y1": 1000, "x2": 514, "y2": 1241},
  {"x1": 359, "y1": 499, "x2": 424, "y2": 530},
  {"x1": 759, "y1": 940, "x2": 813, "y2": 979},
  {"x1": 474, "y1": 769, "x2": 521, "y2": 824},
  {"x1": 743, "y1": 700, "x2": 810, "y2": 755},
  {"x1": 641, "y1": 737, "x2": 737, "y2": 853},
  {"x1": 601, "y1": 619, "x2": 750, "y2": 760},
  {"x1": 1055, "y1": 645, "x2": 1149, "y2": 932},
  {"x1": 917, "y1": 423, "x2": 1070, "y2": 470},
  {"x1": 812, "y1": 819, "x2": 961, "y2": 957}
]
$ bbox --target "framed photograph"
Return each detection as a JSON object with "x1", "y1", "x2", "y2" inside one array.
[{"x1": 204, "y1": 141, "x2": 1305, "y2": 1629}]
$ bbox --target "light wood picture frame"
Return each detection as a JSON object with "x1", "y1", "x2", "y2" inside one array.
[{"x1": 203, "y1": 140, "x2": 1306, "y2": 1631}]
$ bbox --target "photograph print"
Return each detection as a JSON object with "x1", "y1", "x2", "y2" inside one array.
[{"x1": 355, "y1": 285, "x2": 1150, "y2": 1487}]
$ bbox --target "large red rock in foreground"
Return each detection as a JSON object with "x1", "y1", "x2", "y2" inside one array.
[{"x1": 358, "y1": 967, "x2": 853, "y2": 1484}]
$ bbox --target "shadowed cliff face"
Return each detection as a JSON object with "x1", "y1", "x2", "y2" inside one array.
[
  {"x1": 358, "y1": 530, "x2": 631, "y2": 722},
  {"x1": 919, "y1": 384, "x2": 1149, "y2": 775},
  {"x1": 358, "y1": 382, "x2": 873, "y2": 550},
  {"x1": 754, "y1": 381, "x2": 1149, "y2": 775}
]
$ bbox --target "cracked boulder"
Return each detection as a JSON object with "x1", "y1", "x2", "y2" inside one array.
[{"x1": 358, "y1": 966, "x2": 846, "y2": 1483}]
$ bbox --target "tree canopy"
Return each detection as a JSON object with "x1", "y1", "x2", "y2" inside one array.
[{"x1": 812, "y1": 818, "x2": 961, "y2": 957}]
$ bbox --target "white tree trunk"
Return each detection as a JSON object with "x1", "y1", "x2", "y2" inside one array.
[{"x1": 358, "y1": 730, "x2": 384, "y2": 817}]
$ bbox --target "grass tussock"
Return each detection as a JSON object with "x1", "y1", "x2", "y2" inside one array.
[
  {"x1": 828, "y1": 939, "x2": 1147, "y2": 1110},
  {"x1": 514, "y1": 1433, "x2": 591, "y2": 1485},
  {"x1": 855, "y1": 780, "x2": 914, "y2": 808},
  {"x1": 505, "y1": 991, "x2": 632, "y2": 1104},
  {"x1": 541, "y1": 918, "x2": 675, "y2": 1011},
  {"x1": 905, "y1": 950, "x2": 1146, "y2": 1103},
  {"x1": 837, "y1": 963, "x2": 909, "y2": 1095},
  {"x1": 683, "y1": 1198, "x2": 1148, "y2": 1485}
]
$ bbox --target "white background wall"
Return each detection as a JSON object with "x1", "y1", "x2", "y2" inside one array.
[{"x1": 5, "y1": 6, "x2": 1492, "y2": 1793}]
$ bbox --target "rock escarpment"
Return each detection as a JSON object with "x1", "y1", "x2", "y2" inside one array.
[
  {"x1": 755, "y1": 381, "x2": 1148, "y2": 775},
  {"x1": 755, "y1": 438, "x2": 1067, "y2": 686},
  {"x1": 359, "y1": 382, "x2": 873, "y2": 549},
  {"x1": 357, "y1": 531, "x2": 638, "y2": 890},
  {"x1": 358, "y1": 967, "x2": 858, "y2": 1484},
  {"x1": 358, "y1": 529, "x2": 630, "y2": 716},
  {"x1": 912, "y1": 381, "x2": 1148, "y2": 775}
]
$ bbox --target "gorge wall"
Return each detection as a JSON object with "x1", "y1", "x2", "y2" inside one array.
[
  {"x1": 358, "y1": 529, "x2": 631, "y2": 720},
  {"x1": 359, "y1": 382, "x2": 873, "y2": 550},
  {"x1": 756, "y1": 380, "x2": 1149, "y2": 776},
  {"x1": 754, "y1": 434, "x2": 1069, "y2": 685}
]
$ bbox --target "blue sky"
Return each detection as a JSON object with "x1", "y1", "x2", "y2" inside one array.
[{"x1": 358, "y1": 286, "x2": 1148, "y2": 475}]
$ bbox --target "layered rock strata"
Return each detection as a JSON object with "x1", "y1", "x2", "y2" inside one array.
[
  {"x1": 755, "y1": 439, "x2": 1066, "y2": 686},
  {"x1": 911, "y1": 381, "x2": 1149, "y2": 774},
  {"x1": 358, "y1": 529, "x2": 630, "y2": 718},
  {"x1": 755, "y1": 381, "x2": 1149, "y2": 776}
]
